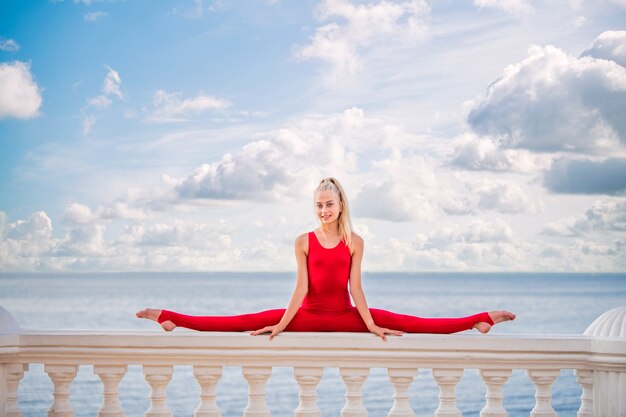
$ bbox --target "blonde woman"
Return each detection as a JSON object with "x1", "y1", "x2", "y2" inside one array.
[{"x1": 137, "y1": 177, "x2": 515, "y2": 340}]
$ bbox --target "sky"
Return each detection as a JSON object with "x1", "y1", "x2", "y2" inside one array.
[{"x1": 0, "y1": 0, "x2": 625, "y2": 272}]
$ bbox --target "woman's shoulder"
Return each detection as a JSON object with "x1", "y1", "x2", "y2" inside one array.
[
  {"x1": 350, "y1": 232, "x2": 364, "y2": 247},
  {"x1": 295, "y1": 232, "x2": 310, "y2": 248}
]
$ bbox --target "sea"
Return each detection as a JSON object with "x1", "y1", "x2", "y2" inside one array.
[{"x1": 1, "y1": 272, "x2": 625, "y2": 417}]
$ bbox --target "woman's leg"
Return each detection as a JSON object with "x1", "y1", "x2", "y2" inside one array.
[
  {"x1": 369, "y1": 309, "x2": 516, "y2": 334},
  {"x1": 150, "y1": 309, "x2": 287, "y2": 332}
]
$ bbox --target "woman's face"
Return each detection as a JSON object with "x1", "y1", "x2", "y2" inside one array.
[{"x1": 315, "y1": 189, "x2": 342, "y2": 225}]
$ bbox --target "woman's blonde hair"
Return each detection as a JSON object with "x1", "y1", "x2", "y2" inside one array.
[{"x1": 315, "y1": 177, "x2": 354, "y2": 252}]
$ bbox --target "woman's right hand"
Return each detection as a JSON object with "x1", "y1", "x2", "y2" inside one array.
[{"x1": 251, "y1": 324, "x2": 285, "y2": 340}]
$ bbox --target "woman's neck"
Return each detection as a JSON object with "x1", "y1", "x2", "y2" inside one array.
[{"x1": 318, "y1": 222, "x2": 340, "y2": 236}]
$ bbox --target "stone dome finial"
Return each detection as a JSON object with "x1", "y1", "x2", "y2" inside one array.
[
  {"x1": 584, "y1": 306, "x2": 626, "y2": 338},
  {"x1": 0, "y1": 305, "x2": 21, "y2": 332}
]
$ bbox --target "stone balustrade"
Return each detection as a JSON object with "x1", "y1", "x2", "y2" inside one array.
[{"x1": 1, "y1": 306, "x2": 625, "y2": 417}]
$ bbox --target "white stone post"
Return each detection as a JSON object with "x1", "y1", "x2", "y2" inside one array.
[
  {"x1": 45, "y1": 364, "x2": 79, "y2": 417},
  {"x1": 340, "y1": 367, "x2": 369, "y2": 417},
  {"x1": 143, "y1": 365, "x2": 173, "y2": 417},
  {"x1": 527, "y1": 369, "x2": 559, "y2": 417},
  {"x1": 3, "y1": 363, "x2": 29, "y2": 417},
  {"x1": 584, "y1": 305, "x2": 626, "y2": 417},
  {"x1": 0, "y1": 306, "x2": 23, "y2": 417},
  {"x1": 94, "y1": 365, "x2": 127, "y2": 417},
  {"x1": 242, "y1": 366, "x2": 272, "y2": 417},
  {"x1": 193, "y1": 366, "x2": 222, "y2": 417},
  {"x1": 387, "y1": 368, "x2": 418, "y2": 417},
  {"x1": 574, "y1": 369, "x2": 593, "y2": 417},
  {"x1": 479, "y1": 369, "x2": 511, "y2": 417},
  {"x1": 433, "y1": 368, "x2": 463, "y2": 417},
  {"x1": 294, "y1": 367, "x2": 323, "y2": 417}
]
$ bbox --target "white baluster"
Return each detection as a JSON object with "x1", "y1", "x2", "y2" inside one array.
[
  {"x1": 4, "y1": 363, "x2": 28, "y2": 417},
  {"x1": 479, "y1": 369, "x2": 511, "y2": 417},
  {"x1": 45, "y1": 364, "x2": 78, "y2": 417},
  {"x1": 574, "y1": 370, "x2": 593, "y2": 417},
  {"x1": 340, "y1": 367, "x2": 369, "y2": 417},
  {"x1": 143, "y1": 365, "x2": 173, "y2": 417},
  {"x1": 242, "y1": 366, "x2": 272, "y2": 417},
  {"x1": 93, "y1": 365, "x2": 127, "y2": 417},
  {"x1": 294, "y1": 367, "x2": 323, "y2": 417},
  {"x1": 433, "y1": 368, "x2": 463, "y2": 417},
  {"x1": 193, "y1": 366, "x2": 223, "y2": 417},
  {"x1": 527, "y1": 369, "x2": 560, "y2": 417},
  {"x1": 387, "y1": 368, "x2": 418, "y2": 417}
]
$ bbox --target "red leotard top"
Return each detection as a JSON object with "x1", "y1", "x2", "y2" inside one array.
[{"x1": 300, "y1": 231, "x2": 353, "y2": 313}]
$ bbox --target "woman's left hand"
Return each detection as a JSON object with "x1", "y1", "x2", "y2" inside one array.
[
  {"x1": 250, "y1": 324, "x2": 285, "y2": 340},
  {"x1": 368, "y1": 325, "x2": 404, "y2": 341}
]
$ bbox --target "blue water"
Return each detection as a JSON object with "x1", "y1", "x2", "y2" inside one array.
[{"x1": 1, "y1": 272, "x2": 625, "y2": 417}]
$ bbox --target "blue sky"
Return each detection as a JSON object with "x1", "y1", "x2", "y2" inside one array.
[{"x1": 1, "y1": 0, "x2": 625, "y2": 272}]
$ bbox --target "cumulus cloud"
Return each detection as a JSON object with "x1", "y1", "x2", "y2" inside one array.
[
  {"x1": 0, "y1": 62, "x2": 43, "y2": 119},
  {"x1": 582, "y1": 30, "x2": 626, "y2": 67},
  {"x1": 147, "y1": 90, "x2": 231, "y2": 123},
  {"x1": 295, "y1": 0, "x2": 429, "y2": 80},
  {"x1": 543, "y1": 157, "x2": 626, "y2": 195},
  {"x1": 352, "y1": 149, "x2": 439, "y2": 222},
  {"x1": 63, "y1": 203, "x2": 97, "y2": 225},
  {"x1": 473, "y1": 181, "x2": 541, "y2": 214},
  {"x1": 473, "y1": 0, "x2": 533, "y2": 16},
  {"x1": 441, "y1": 180, "x2": 541, "y2": 215},
  {"x1": 542, "y1": 199, "x2": 626, "y2": 237},
  {"x1": 0, "y1": 37, "x2": 19, "y2": 51},
  {"x1": 166, "y1": 108, "x2": 364, "y2": 203},
  {"x1": 383, "y1": 218, "x2": 533, "y2": 270},
  {"x1": 467, "y1": 42, "x2": 626, "y2": 155},
  {"x1": 451, "y1": 134, "x2": 550, "y2": 173}
]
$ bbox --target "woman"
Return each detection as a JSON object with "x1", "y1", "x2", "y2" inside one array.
[{"x1": 137, "y1": 177, "x2": 515, "y2": 341}]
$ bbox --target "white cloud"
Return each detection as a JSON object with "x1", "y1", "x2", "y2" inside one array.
[
  {"x1": 360, "y1": 218, "x2": 533, "y2": 271},
  {"x1": 87, "y1": 95, "x2": 112, "y2": 109},
  {"x1": 473, "y1": 0, "x2": 534, "y2": 16},
  {"x1": 102, "y1": 66, "x2": 123, "y2": 99},
  {"x1": 84, "y1": 67, "x2": 122, "y2": 133},
  {"x1": 542, "y1": 199, "x2": 626, "y2": 237},
  {"x1": 0, "y1": 62, "x2": 42, "y2": 119},
  {"x1": 5, "y1": 211, "x2": 53, "y2": 241},
  {"x1": 63, "y1": 203, "x2": 96, "y2": 225},
  {"x1": 84, "y1": 11, "x2": 109, "y2": 21},
  {"x1": 582, "y1": 30, "x2": 626, "y2": 68},
  {"x1": 167, "y1": 108, "x2": 363, "y2": 203},
  {"x1": 472, "y1": 180, "x2": 541, "y2": 214},
  {"x1": 82, "y1": 115, "x2": 96, "y2": 134},
  {"x1": 56, "y1": 223, "x2": 107, "y2": 257},
  {"x1": 451, "y1": 134, "x2": 550, "y2": 173},
  {"x1": 148, "y1": 90, "x2": 231, "y2": 123},
  {"x1": 295, "y1": 0, "x2": 429, "y2": 81},
  {"x1": 0, "y1": 37, "x2": 19, "y2": 52},
  {"x1": 352, "y1": 150, "x2": 439, "y2": 222},
  {"x1": 467, "y1": 42, "x2": 626, "y2": 155}
]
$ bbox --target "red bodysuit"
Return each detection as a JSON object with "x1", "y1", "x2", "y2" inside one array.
[{"x1": 157, "y1": 231, "x2": 494, "y2": 333}]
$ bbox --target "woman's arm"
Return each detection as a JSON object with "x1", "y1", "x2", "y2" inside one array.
[
  {"x1": 251, "y1": 233, "x2": 309, "y2": 339},
  {"x1": 349, "y1": 234, "x2": 403, "y2": 341}
]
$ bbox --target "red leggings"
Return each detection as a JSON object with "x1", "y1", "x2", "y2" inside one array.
[{"x1": 158, "y1": 307, "x2": 494, "y2": 334}]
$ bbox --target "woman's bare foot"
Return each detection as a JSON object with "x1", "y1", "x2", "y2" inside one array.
[
  {"x1": 475, "y1": 310, "x2": 516, "y2": 334},
  {"x1": 136, "y1": 308, "x2": 177, "y2": 331}
]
